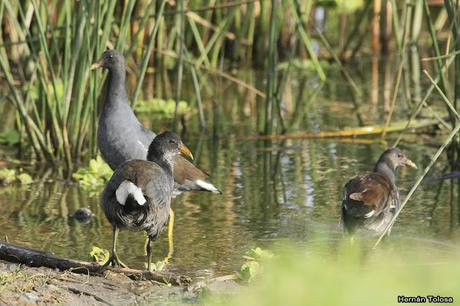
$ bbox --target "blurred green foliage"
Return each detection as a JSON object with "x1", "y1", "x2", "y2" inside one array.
[
  {"x1": 317, "y1": 0, "x2": 365, "y2": 13},
  {"x1": 207, "y1": 242, "x2": 460, "y2": 306},
  {"x1": 277, "y1": 59, "x2": 332, "y2": 72},
  {"x1": 0, "y1": 129, "x2": 20, "y2": 146}
]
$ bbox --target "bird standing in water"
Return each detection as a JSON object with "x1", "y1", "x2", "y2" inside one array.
[
  {"x1": 91, "y1": 49, "x2": 220, "y2": 261},
  {"x1": 90, "y1": 49, "x2": 220, "y2": 194},
  {"x1": 342, "y1": 148, "x2": 417, "y2": 235},
  {"x1": 101, "y1": 131, "x2": 193, "y2": 270}
]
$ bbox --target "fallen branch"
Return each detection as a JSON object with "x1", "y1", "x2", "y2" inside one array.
[
  {"x1": 0, "y1": 241, "x2": 191, "y2": 286},
  {"x1": 423, "y1": 171, "x2": 460, "y2": 183},
  {"x1": 226, "y1": 118, "x2": 441, "y2": 141}
]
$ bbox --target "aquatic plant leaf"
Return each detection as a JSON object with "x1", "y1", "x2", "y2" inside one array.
[
  {"x1": 88, "y1": 156, "x2": 113, "y2": 181},
  {"x1": 244, "y1": 247, "x2": 275, "y2": 261},
  {"x1": 73, "y1": 156, "x2": 113, "y2": 192},
  {"x1": 0, "y1": 169, "x2": 16, "y2": 184},
  {"x1": 0, "y1": 129, "x2": 20, "y2": 146},
  {"x1": 236, "y1": 261, "x2": 261, "y2": 283},
  {"x1": 90, "y1": 246, "x2": 110, "y2": 265},
  {"x1": 16, "y1": 173, "x2": 33, "y2": 185},
  {"x1": 134, "y1": 98, "x2": 191, "y2": 117}
]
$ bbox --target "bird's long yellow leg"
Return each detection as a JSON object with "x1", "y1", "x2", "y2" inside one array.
[
  {"x1": 146, "y1": 237, "x2": 153, "y2": 272},
  {"x1": 104, "y1": 227, "x2": 128, "y2": 268},
  {"x1": 163, "y1": 208, "x2": 175, "y2": 264}
]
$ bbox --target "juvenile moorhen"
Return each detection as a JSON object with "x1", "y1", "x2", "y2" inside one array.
[
  {"x1": 342, "y1": 148, "x2": 417, "y2": 235},
  {"x1": 91, "y1": 49, "x2": 220, "y2": 195},
  {"x1": 101, "y1": 131, "x2": 193, "y2": 270}
]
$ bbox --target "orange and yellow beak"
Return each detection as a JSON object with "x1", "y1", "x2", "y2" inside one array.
[
  {"x1": 179, "y1": 145, "x2": 194, "y2": 160},
  {"x1": 404, "y1": 158, "x2": 417, "y2": 169},
  {"x1": 90, "y1": 59, "x2": 104, "y2": 70}
]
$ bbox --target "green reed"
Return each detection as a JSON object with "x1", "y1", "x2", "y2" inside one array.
[{"x1": 2, "y1": 0, "x2": 459, "y2": 168}]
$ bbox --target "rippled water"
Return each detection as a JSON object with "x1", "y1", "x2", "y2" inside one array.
[{"x1": 1, "y1": 61, "x2": 460, "y2": 277}]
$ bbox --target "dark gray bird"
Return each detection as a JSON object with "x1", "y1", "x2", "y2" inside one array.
[
  {"x1": 342, "y1": 148, "x2": 417, "y2": 235},
  {"x1": 101, "y1": 131, "x2": 193, "y2": 270},
  {"x1": 91, "y1": 49, "x2": 220, "y2": 195}
]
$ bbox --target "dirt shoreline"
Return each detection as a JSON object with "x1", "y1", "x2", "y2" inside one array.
[
  {"x1": 0, "y1": 260, "x2": 191, "y2": 305},
  {"x1": 0, "y1": 260, "x2": 240, "y2": 305}
]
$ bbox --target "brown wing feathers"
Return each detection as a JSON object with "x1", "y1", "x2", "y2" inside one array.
[{"x1": 344, "y1": 173, "x2": 393, "y2": 217}]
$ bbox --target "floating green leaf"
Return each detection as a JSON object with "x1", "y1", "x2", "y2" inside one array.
[
  {"x1": 134, "y1": 98, "x2": 191, "y2": 117},
  {"x1": 0, "y1": 169, "x2": 16, "y2": 184},
  {"x1": 0, "y1": 169, "x2": 32, "y2": 185},
  {"x1": 90, "y1": 246, "x2": 110, "y2": 265},
  {"x1": 16, "y1": 173, "x2": 33, "y2": 185},
  {"x1": 73, "y1": 156, "x2": 113, "y2": 192}
]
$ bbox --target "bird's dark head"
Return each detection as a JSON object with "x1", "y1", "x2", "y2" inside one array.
[
  {"x1": 376, "y1": 148, "x2": 417, "y2": 172},
  {"x1": 91, "y1": 49, "x2": 125, "y2": 71},
  {"x1": 147, "y1": 131, "x2": 193, "y2": 164}
]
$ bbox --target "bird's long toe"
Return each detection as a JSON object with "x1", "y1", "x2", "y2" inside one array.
[{"x1": 103, "y1": 254, "x2": 129, "y2": 269}]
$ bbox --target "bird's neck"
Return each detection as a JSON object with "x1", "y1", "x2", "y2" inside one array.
[
  {"x1": 104, "y1": 67, "x2": 129, "y2": 108},
  {"x1": 374, "y1": 161, "x2": 396, "y2": 185},
  {"x1": 147, "y1": 148, "x2": 174, "y2": 177}
]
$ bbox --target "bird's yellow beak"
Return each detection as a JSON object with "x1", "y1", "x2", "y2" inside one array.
[
  {"x1": 404, "y1": 158, "x2": 417, "y2": 169},
  {"x1": 90, "y1": 59, "x2": 104, "y2": 70},
  {"x1": 179, "y1": 145, "x2": 194, "y2": 160}
]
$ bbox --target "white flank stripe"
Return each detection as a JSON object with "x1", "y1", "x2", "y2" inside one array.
[
  {"x1": 364, "y1": 210, "x2": 375, "y2": 218},
  {"x1": 115, "y1": 180, "x2": 147, "y2": 206},
  {"x1": 196, "y1": 180, "x2": 220, "y2": 193}
]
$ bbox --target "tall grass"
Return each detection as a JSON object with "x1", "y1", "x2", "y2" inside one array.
[
  {"x1": 0, "y1": 0, "x2": 330, "y2": 167},
  {"x1": 1, "y1": 0, "x2": 460, "y2": 168}
]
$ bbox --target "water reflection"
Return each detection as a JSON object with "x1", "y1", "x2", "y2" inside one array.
[
  {"x1": 1, "y1": 137, "x2": 459, "y2": 276},
  {"x1": 1, "y1": 57, "x2": 460, "y2": 276}
]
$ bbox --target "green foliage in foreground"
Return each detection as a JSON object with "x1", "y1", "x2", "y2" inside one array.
[
  {"x1": 72, "y1": 156, "x2": 113, "y2": 192},
  {"x1": 0, "y1": 168, "x2": 32, "y2": 185},
  {"x1": 206, "y1": 242, "x2": 460, "y2": 306}
]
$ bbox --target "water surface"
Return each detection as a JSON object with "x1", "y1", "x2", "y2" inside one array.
[{"x1": 1, "y1": 59, "x2": 459, "y2": 277}]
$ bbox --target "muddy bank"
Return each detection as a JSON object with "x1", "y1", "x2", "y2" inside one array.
[{"x1": 0, "y1": 260, "x2": 240, "y2": 305}]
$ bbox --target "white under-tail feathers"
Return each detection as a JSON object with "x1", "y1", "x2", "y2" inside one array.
[
  {"x1": 195, "y1": 179, "x2": 220, "y2": 193},
  {"x1": 116, "y1": 180, "x2": 147, "y2": 206},
  {"x1": 364, "y1": 210, "x2": 376, "y2": 218}
]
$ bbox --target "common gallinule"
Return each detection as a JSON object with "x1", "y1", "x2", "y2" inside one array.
[
  {"x1": 101, "y1": 131, "x2": 193, "y2": 270},
  {"x1": 342, "y1": 148, "x2": 417, "y2": 235},
  {"x1": 91, "y1": 49, "x2": 220, "y2": 195}
]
